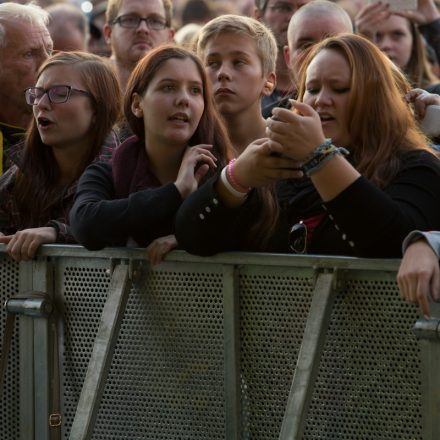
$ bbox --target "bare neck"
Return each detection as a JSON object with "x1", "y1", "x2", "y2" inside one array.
[
  {"x1": 52, "y1": 145, "x2": 86, "y2": 185},
  {"x1": 275, "y1": 54, "x2": 293, "y2": 93},
  {"x1": 222, "y1": 105, "x2": 267, "y2": 154},
  {"x1": 144, "y1": 136, "x2": 185, "y2": 184},
  {"x1": 111, "y1": 56, "x2": 135, "y2": 92}
]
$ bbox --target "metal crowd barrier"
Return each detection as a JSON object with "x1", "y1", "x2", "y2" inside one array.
[{"x1": 1, "y1": 245, "x2": 439, "y2": 440}]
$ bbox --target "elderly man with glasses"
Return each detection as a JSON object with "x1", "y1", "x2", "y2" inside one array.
[{"x1": 103, "y1": 0, "x2": 174, "y2": 90}]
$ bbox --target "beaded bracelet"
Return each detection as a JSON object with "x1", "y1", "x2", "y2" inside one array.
[
  {"x1": 227, "y1": 159, "x2": 251, "y2": 193},
  {"x1": 220, "y1": 166, "x2": 249, "y2": 198},
  {"x1": 302, "y1": 145, "x2": 349, "y2": 177},
  {"x1": 302, "y1": 138, "x2": 333, "y2": 163}
]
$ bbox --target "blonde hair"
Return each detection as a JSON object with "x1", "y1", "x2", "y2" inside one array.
[
  {"x1": 106, "y1": 0, "x2": 172, "y2": 26},
  {"x1": 197, "y1": 14, "x2": 277, "y2": 76}
]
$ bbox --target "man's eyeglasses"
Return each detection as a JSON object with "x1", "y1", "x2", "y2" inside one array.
[
  {"x1": 289, "y1": 220, "x2": 307, "y2": 254},
  {"x1": 25, "y1": 85, "x2": 92, "y2": 106},
  {"x1": 112, "y1": 14, "x2": 167, "y2": 30}
]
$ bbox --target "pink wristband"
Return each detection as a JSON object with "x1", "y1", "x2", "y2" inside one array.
[{"x1": 227, "y1": 159, "x2": 251, "y2": 193}]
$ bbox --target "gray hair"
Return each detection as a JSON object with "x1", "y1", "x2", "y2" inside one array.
[{"x1": 0, "y1": 2, "x2": 50, "y2": 48}]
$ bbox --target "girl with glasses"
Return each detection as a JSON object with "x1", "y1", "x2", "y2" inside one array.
[
  {"x1": 69, "y1": 45, "x2": 232, "y2": 264},
  {"x1": 175, "y1": 34, "x2": 440, "y2": 258},
  {"x1": 0, "y1": 51, "x2": 121, "y2": 261}
]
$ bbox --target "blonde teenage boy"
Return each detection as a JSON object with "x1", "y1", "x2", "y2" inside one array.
[{"x1": 197, "y1": 15, "x2": 277, "y2": 153}]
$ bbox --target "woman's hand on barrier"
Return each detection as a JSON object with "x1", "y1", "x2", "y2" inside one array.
[
  {"x1": 0, "y1": 227, "x2": 57, "y2": 261},
  {"x1": 397, "y1": 239, "x2": 440, "y2": 316},
  {"x1": 175, "y1": 144, "x2": 217, "y2": 198},
  {"x1": 395, "y1": 0, "x2": 440, "y2": 25},
  {"x1": 405, "y1": 88, "x2": 440, "y2": 119},
  {"x1": 355, "y1": 1, "x2": 391, "y2": 40},
  {"x1": 266, "y1": 101, "x2": 326, "y2": 162},
  {"x1": 146, "y1": 234, "x2": 178, "y2": 266}
]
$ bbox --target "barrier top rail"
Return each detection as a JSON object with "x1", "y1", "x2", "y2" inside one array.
[{"x1": 0, "y1": 243, "x2": 402, "y2": 272}]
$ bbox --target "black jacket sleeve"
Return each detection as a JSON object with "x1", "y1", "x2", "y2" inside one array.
[
  {"x1": 321, "y1": 155, "x2": 440, "y2": 257},
  {"x1": 70, "y1": 162, "x2": 183, "y2": 250},
  {"x1": 175, "y1": 174, "x2": 256, "y2": 256}
]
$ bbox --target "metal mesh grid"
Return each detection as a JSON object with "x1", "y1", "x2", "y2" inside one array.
[
  {"x1": 239, "y1": 267, "x2": 315, "y2": 439},
  {"x1": 56, "y1": 261, "x2": 110, "y2": 439},
  {"x1": 93, "y1": 264, "x2": 225, "y2": 440},
  {"x1": 0, "y1": 256, "x2": 20, "y2": 440},
  {"x1": 304, "y1": 272, "x2": 422, "y2": 440}
]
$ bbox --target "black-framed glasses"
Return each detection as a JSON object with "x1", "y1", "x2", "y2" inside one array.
[
  {"x1": 112, "y1": 14, "x2": 167, "y2": 30},
  {"x1": 289, "y1": 220, "x2": 307, "y2": 254},
  {"x1": 25, "y1": 85, "x2": 92, "y2": 106}
]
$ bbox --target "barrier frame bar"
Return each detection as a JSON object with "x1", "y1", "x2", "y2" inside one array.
[
  {"x1": 414, "y1": 317, "x2": 440, "y2": 440},
  {"x1": 69, "y1": 262, "x2": 132, "y2": 440},
  {"x1": 279, "y1": 271, "x2": 338, "y2": 440}
]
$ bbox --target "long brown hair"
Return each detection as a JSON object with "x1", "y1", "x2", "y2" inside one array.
[
  {"x1": 297, "y1": 33, "x2": 432, "y2": 188},
  {"x1": 124, "y1": 44, "x2": 234, "y2": 166},
  {"x1": 405, "y1": 19, "x2": 438, "y2": 89},
  {"x1": 15, "y1": 51, "x2": 121, "y2": 227}
]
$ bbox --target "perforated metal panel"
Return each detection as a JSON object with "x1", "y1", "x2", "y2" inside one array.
[
  {"x1": 2, "y1": 249, "x2": 426, "y2": 440},
  {"x1": 0, "y1": 255, "x2": 20, "y2": 440},
  {"x1": 239, "y1": 267, "x2": 315, "y2": 439},
  {"x1": 93, "y1": 263, "x2": 225, "y2": 439},
  {"x1": 304, "y1": 272, "x2": 422, "y2": 440},
  {"x1": 55, "y1": 259, "x2": 111, "y2": 439}
]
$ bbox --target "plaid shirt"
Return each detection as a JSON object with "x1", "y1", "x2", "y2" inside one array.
[
  {"x1": 0, "y1": 131, "x2": 118, "y2": 243},
  {"x1": 0, "y1": 122, "x2": 26, "y2": 174}
]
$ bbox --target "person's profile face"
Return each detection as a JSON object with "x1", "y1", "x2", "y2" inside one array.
[
  {"x1": 202, "y1": 32, "x2": 269, "y2": 117},
  {"x1": 132, "y1": 57, "x2": 205, "y2": 148},
  {"x1": 303, "y1": 48, "x2": 351, "y2": 147}
]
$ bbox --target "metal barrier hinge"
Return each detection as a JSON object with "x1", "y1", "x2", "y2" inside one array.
[
  {"x1": 4, "y1": 296, "x2": 53, "y2": 318},
  {"x1": 413, "y1": 318, "x2": 440, "y2": 340}
]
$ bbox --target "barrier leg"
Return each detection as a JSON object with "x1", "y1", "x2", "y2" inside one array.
[
  {"x1": 223, "y1": 266, "x2": 240, "y2": 440},
  {"x1": 279, "y1": 272, "x2": 337, "y2": 440},
  {"x1": 69, "y1": 263, "x2": 131, "y2": 440},
  {"x1": 414, "y1": 318, "x2": 440, "y2": 440}
]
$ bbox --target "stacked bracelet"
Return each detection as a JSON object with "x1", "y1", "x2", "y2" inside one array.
[
  {"x1": 220, "y1": 166, "x2": 249, "y2": 198},
  {"x1": 302, "y1": 143, "x2": 349, "y2": 177},
  {"x1": 227, "y1": 159, "x2": 251, "y2": 193}
]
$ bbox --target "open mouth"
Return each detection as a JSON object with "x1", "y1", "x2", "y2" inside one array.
[
  {"x1": 37, "y1": 117, "x2": 53, "y2": 127},
  {"x1": 319, "y1": 115, "x2": 334, "y2": 122},
  {"x1": 169, "y1": 113, "x2": 189, "y2": 123}
]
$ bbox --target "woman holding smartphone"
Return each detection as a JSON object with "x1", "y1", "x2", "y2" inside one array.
[{"x1": 175, "y1": 34, "x2": 440, "y2": 257}]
